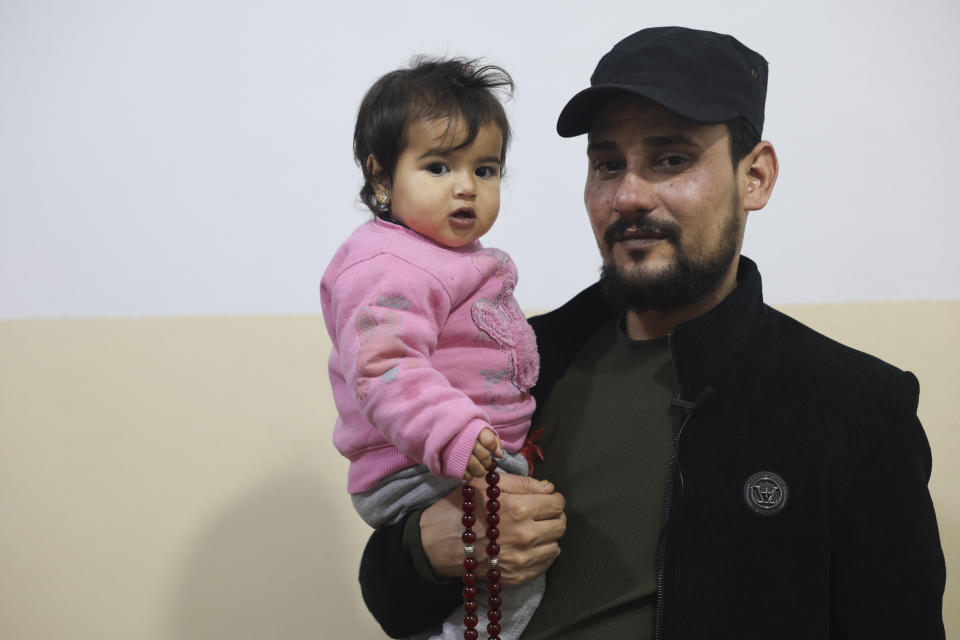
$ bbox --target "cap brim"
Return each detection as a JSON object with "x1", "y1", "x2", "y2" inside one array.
[{"x1": 556, "y1": 84, "x2": 740, "y2": 138}]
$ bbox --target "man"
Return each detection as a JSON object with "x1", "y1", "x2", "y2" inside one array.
[{"x1": 357, "y1": 27, "x2": 945, "y2": 639}]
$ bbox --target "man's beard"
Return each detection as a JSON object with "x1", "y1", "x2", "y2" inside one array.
[{"x1": 598, "y1": 200, "x2": 741, "y2": 313}]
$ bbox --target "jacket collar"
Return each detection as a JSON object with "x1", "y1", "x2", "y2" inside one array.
[
  {"x1": 670, "y1": 256, "x2": 765, "y2": 391},
  {"x1": 530, "y1": 255, "x2": 765, "y2": 404}
]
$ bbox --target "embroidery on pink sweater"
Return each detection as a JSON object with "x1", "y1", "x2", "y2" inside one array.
[
  {"x1": 481, "y1": 355, "x2": 522, "y2": 412},
  {"x1": 354, "y1": 306, "x2": 407, "y2": 401},
  {"x1": 470, "y1": 247, "x2": 510, "y2": 278},
  {"x1": 470, "y1": 249, "x2": 540, "y2": 393}
]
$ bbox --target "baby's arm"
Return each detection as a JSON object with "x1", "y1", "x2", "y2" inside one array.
[
  {"x1": 326, "y1": 254, "x2": 492, "y2": 481},
  {"x1": 464, "y1": 428, "x2": 504, "y2": 480}
]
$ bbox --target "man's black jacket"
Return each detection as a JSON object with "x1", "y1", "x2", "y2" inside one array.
[{"x1": 358, "y1": 257, "x2": 945, "y2": 638}]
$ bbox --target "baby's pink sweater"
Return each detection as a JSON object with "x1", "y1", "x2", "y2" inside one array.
[{"x1": 321, "y1": 219, "x2": 539, "y2": 493}]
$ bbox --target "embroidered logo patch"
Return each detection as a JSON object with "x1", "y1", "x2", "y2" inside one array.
[{"x1": 743, "y1": 471, "x2": 788, "y2": 516}]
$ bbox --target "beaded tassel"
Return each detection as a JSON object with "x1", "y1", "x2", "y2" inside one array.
[{"x1": 462, "y1": 460, "x2": 502, "y2": 640}]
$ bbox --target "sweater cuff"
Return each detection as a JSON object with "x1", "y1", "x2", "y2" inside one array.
[
  {"x1": 443, "y1": 418, "x2": 490, "y2": 479},
  {"x1": 403, "y1": 507, "x2": 459, "y2": 585}
]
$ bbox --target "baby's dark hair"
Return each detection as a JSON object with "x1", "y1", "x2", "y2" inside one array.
[{"x1": 353, "y1": 56, "x2": 515, "y2": 215}]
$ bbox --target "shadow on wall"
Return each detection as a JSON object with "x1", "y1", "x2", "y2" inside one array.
[{"x1": 167, "y1": 472, "x2": 384, "y2": 640}]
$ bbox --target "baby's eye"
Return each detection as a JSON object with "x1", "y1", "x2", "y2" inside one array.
[
  {"x1": 427, "y1": 163, "x2": 449, "y2": 175},
  {"x1": 475, "y1": 166, "x2": 498, "y2": 178}
]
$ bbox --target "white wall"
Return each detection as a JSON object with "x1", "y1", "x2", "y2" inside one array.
[{"x1": 2, "y1": 0, "x2": 959, "y2": 319}]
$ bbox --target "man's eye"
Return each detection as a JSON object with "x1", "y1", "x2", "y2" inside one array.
[
  {"x1": 594, "y1": 160, "x2": 623, "y2": 174},
  {"x1": 427, "y1": 163, "x2": 449, "y2": 175},
  {"x1": 657, "y1": 155, "x2": 687, "y2": 168},
  {"x1": 475, "y1": 166, "x2": 498, "y2": 178}
]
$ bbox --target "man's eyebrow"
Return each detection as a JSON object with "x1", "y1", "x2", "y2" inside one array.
[
  {"x1": 586, "y1": 140, "x2": 619, "y2": 153},
  {"x1": 645, "y1": 134, "x2": 700, "y2": 147},
  {"x1": 587, "y1": 134, "x2": 701, "y2": 152}
]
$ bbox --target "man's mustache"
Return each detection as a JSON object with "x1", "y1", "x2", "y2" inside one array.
[{"x1": 603, "y1": 217, "x2": 681, "y2": 247}]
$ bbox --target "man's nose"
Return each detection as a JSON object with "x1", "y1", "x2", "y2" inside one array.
[{"x1": 613, "y1": 171, "x2": 655, "y2": 215}]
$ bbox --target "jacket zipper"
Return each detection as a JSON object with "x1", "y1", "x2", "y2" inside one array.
[{"x1": 655, "y1": 331, "x2": 684, "y2": 640}]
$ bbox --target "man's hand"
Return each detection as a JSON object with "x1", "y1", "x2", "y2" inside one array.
[{"x1": 421, "y1": 472, "x2": 565, "y2": 586}]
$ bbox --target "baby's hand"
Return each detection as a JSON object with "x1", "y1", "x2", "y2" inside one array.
[{"x1": 464, "y1": 428, "x2": 504, "y2": 480}]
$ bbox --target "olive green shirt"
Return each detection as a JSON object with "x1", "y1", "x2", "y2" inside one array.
[
  {"x1": 523, "y1": 316, "x2": 674, "y2": 639},
  {"x1": 404, "y1": 316, "x2": 675, "y2": 638}
]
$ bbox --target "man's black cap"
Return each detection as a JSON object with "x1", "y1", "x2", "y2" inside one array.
[{"x1": 556, "y1": 26, "x2": 768, "y2": 137}]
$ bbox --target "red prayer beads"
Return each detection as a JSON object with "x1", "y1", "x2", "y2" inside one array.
[{"x1": 462, "y1": 461, "x2": 503, "y2": 640}]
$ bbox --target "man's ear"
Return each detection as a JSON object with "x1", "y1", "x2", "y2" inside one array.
[
  {"x1": 741, "y1": 141, "x2": 778, "y2": 212},
  {"x1": 366, "y1": 155, "x2": 389, "y2": 195}
]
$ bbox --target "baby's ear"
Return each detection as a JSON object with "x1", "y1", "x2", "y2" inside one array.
[{"x1": 366, "y1": 155, "x2": 388, "y2": 192}]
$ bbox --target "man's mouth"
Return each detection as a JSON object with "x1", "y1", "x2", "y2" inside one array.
[
  {"x1": 619, "y1": 226, "x2": 667, "y2": 242},
  {"x1": 605, "y1": 218, "x2": 679, "y2": 247}
]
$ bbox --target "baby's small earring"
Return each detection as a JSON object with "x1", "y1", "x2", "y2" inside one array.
[{"x1": 377, "y1": 192, "x2": 390, "y2": 211}]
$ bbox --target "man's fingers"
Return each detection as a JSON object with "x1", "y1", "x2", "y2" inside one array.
[
  {"x1": 485, "y1": 473, "x2": 565, "y2": 522},
  {"x1": 531, "y1": 493, "x2": 566, "y2": 521},
  {"x1": 497, "y1": 540, "x2": 563, "y2": 586},
  {"x1": 451, "y1": 474, "x2": 567, "y2": 587},
  {"x1": 512, "y1": 510, "x2": 567, "y2": 548},
  {"x1": 421, "y1": 477, "x2": 564, "y2": 580},
  {"x1": 496, "y1": 472, "x2": 557, "y2": 495},
  {"x1": 505, "y1": 491, "x2": 566, "y2": 523}
]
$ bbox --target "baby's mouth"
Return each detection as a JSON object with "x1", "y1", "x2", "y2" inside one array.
[
  {"x1": 451, "y1": 207, "x2": 476, "y2": 219},
  {"x1": 449, "y1": 207, "x2": 478, "y2": 229}
]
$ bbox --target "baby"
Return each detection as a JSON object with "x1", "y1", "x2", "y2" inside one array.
[{"x1": 320, "y1": 57, "x2": 542, "y2": 640}]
